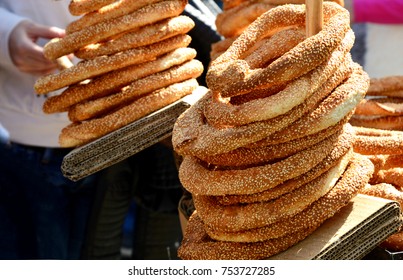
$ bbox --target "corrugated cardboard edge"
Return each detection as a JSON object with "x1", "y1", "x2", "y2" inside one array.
[
  {"x1": 61, "y1": 87, "x2": 207, "y2": 181},
  {"x1": 269, "y1": 194, "x2": 403, "y2": 260},
  {"x1": 178, "y1": 194, "x2": 403, "y2": 260}
]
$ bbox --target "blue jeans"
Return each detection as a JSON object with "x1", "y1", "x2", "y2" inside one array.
[{"x1": 0, "y1": 141, "x2": 98, "y2": 259}]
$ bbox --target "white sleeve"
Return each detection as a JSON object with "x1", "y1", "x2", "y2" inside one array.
[{"x1": 0, "y1": 7, "x2": 28, "y2": 68}]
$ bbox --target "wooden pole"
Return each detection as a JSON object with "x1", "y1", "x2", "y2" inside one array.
[{"x1": 306, "y1": 0, "x2": 323, "y2": 37}]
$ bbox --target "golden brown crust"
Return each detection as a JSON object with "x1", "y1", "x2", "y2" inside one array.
[
  {"x1": 58, "y1": 79, "x2": 199, "y2": 148},
  {"x1": 67, "y1": 59, "x2": 203, "y2": 122},
  {"x1": 198, "y1": 120, "x2": 346, "y2": 167},
  {"x1": 207, "y1": 3, "x2": 351, "y2": 98},
  {"x1": 354, "y1": 98, "x2": 403, "y2": 116},
  {"x1": 216, "y1": 1, "x2": 275, "y2": 38},
  {"x1": 260, "y1": 65, "x2": 368, "y2": 144},
  {"x1": 204, "y1": 34, "x2": 355, "y2": 127},
  {"x1": 352, "y1": 127, "x2": 403, "y2": 155},
  {"x1": 172, "y1": 56, "x2": 355, "y2": 158},
  {"x1": 44, "y1": 0, "x2": 187, "y2": 60},
  {"x1": 178, "y1": 125, "x2": 354, "y2": 196},
  {"x1": 367, "y1": 76, "x2": 403, "y2": 97},
  {"x1": 206, "y1": 154, "x2": 373, "y2": 242},
  {"x1": 359, "y1": 183, "x2": 403, "y2": 208},
  {"x1": 178, "y1": 212, "x2": 317, "y2": 260},
  {"x1": 66, "y1": 0, "x2": 165, "y2": 34},
  {"x1": 371, "y1": 169, "x2": 403, "y2": 191},
  {"x1": 221, "y1": 0, "x2": 344, "y2": 11},
  {"x1": 74, "y1": 15, "x2": 195, "y2": 60},
  {"x1": 35, "y1": 34, "x2": 192, "y2": 94},
  {"x1": 352, "y1": 125, "x2": 402, "y2": 137},
  {"x1": 194, "y1": 153, "x2": 351, "y2": 232},
  {"x1": 217, "y1": 1, "x2": 345, "y2": 38},
  {"x1": 68, "y1": 0, "x2": 116, "y2": 16},
  {"x1": 366, "y1": 154, "x2": 403, "y2": 171},
  {"x1": 43, "y1": 47, "x2": 197, "y2": 113},
  {"x1": 216, "y1": 145, "x2": 353, "y2": 205},
  {"x1": 349, "y1": 115, "x2": 403, "y2": 131},
  {"x1": 178, "y1": 155, "x2": 372, "y2": 260}
]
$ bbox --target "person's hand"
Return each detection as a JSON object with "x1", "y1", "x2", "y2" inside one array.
[{"x1": 8, "y1": 20, "x2": 66, "y2": 76}]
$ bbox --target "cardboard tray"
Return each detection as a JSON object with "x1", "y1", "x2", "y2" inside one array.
[
  {"x1": 269, "y1": 194, "x2": 402, "y2": 260},
  {"x1": 61, "y1": 87, "x2": 206, "y2": 181},
  {"x1": 178, "y1": 194, "x2": 403, "y2": 260}
]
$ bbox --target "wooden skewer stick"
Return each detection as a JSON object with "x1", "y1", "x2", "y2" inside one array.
[{"x1": 306, "y1": 0, "x2": 323, "y2": 37}]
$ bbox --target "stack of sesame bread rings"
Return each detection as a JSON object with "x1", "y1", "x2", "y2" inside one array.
[
  {"x1": 34, "y1": 0, "x2": 203, "y2": 148},
  {"x1": 172, "y1": 1, "x2": 377, "y2": 259},
  {"x1": 350, "y1": 75, "x2": 403, "y2": 253}
]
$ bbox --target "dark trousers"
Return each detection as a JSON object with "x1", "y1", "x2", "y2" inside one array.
[{"x1": 0, "y1": 142, "x2": 97, "y2": 259}]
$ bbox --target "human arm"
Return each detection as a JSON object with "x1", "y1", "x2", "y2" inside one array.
[
  {"x1": 0, "y1": 7, "x2": 66, "y2": 76},
  {"x1": 345, "y1": 0, "x2": 403, "y2": 24}
]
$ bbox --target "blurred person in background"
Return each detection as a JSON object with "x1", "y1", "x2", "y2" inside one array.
[{"x1": 0, "y1": 0, "x2": 99, "y2": 259}]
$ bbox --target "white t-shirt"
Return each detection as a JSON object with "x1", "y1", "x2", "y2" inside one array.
[{"x1": 0, "y1": 0, "x2": 77, "y2": 147}]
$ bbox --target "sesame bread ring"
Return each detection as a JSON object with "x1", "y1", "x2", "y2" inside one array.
[
  {"x1": 207, "y1": 2, "x2": 350, "y2": 98},
  {"x1": 172, "y1": 57, "x2": 353, "y2": 158},
  {"x1": 58, "y1": 79, "x2": 199, "y2": 148},
  {"x1": 205, "y1": 154, "x2": 374, "y2": 242},
  {"x1": 352, "y1": 127, "x2": 403, "y2": 155},
  {"x1": 216, "y1": 0, "x2": 345, "y2": 38},
  {"x1": 366, "y1": 155, "x2": 403, "y2": 189},
  {"x1": 194, "y1": 148, "x2": 351, "y2": 233},
  {"x1": 68, "y1": 0, "x2": 116, "y2": 16},
  {"x1": 215, "y1": 1, "x2": 275, "y2": 38},
  {"x1": 66, "y1": 0, "x2": 165, "y2": 34},
  {"x1": 366, "y1": 154, "x2": 403, "y2": 173},
  {"x1": 178, "y1": 211, "x2": 316, "y2": 260},
  {"x1": 258, "y1": 64, "x2": 369, "y2": 145},
  {"x1": 354, "y1": 97, "x2": 403, "y2": 116},
  {"x1": 75, "y1": 15, "x2": 195, "y2": 60},
  {"x1": 352, "y1": 126, "x2": 403, "y2": 137},
  {"x1": 67, "y1": 59, "x2": 203, "y2": 122},
  {"x1": 44, "y1": 0, "x2": 187, "y2": 60},
  {"x1": 178, "y1": 124, "x2": 353, "y2": 196},
  {"x1": 366, "y1": 75, "x2": 403, "y2": 97},
  {"x1": 35, "y1": 34, "x2": 191, "y2": 94},
  {"x1": 371, "y1": 169, "x2": 403, "y2": 190},
  {"x1": 349, "y1": 115, "x2": 403, "y2": 131},
  {"x1": 198, "y1": 119, "x2": 347, "y2": 167},
  {"x1": 178, "y1": 154, "x2": 372, "y2": 260},
  {"x1": 204, "y1": 31, "x2": 354, "y2": 127},
  {"x1": 359, "y1": 183, "x2": 403, "y2": 208},
  {"x1": 210, "y1": 37, "x2": 236, "y2": 61},
  {"x1": 216, "y1": 146, "x2": 354, "y2": 205},
  {"x1": 43, "y1": 47, "x2": 197, "y2": 114}
]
